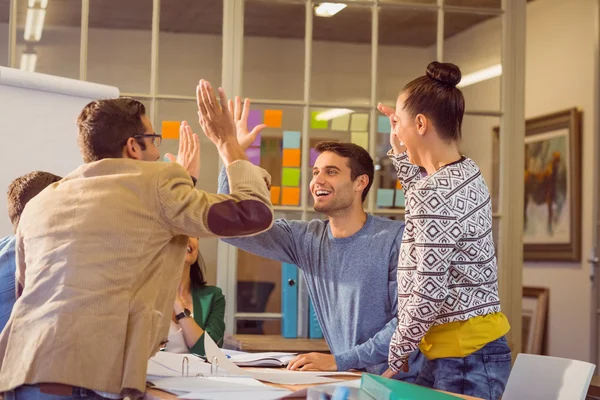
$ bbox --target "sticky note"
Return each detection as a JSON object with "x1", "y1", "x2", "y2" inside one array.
[
  {"x1": 248, "y1": 109, "x2": 262, "y2": 130},
  {"x1": 282, "y1": 168, "x2": 301, "y2": 187},
  {"x1": 378, "y1": 115, "x2": 391, "y2": 134},
  {"x1": 311, "y1": 111, "x2": 328, "y2": 130},
  {"x1": 281, "y1": 187, "x2": 300, "y2": 206},
  {"x1": 283, "y1": 131, "x2": 301, "y2": 149},
  {"x1": 351, "y1": 113, "x2": 369, "y2": 131},
  {"x1": 250, "y1": 133, "x2": 261, "y2": 147},
  {"x1": 310, "y1": 148, "x2": 319, "y2": 166},
  {"x1": 395, "y1": 189, "x2": 405, "y2": 207},
  {"x1": 377, "y1": 188, "x2": 394, "y2": 207},
  {"x1": 282, "y1": 149, "x2": 301, "y2": 167},
  {"x1": 162, "y1": 121, "x2": 180, "y2": 139},
  {"x1": 351, "y1": 131, "x2": 368, "y2": 150},
  {"x1": 264, "y1": 109, "x2": 283, "y2": 128},
  {"x1": 396, "y1": 180, "x2": 403, "y2": 190},
  {"x1": 331, "y1": 113, "x2": 350, "y2": 131},
  {"x1": 245, "y1": 147, "x2": 260, "y2": 166},
  {"x1": 271, "y1": 186, "x2": 281, "y2": 205}
]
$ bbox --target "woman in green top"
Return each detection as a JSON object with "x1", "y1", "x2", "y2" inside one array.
[{"x1": 166, "y1": 237, "x2": 226, "y2": 356}]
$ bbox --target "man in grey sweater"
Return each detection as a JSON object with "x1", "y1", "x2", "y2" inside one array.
[{"x1": 218, "y1": 98, "x2": 424, "y2": 380}]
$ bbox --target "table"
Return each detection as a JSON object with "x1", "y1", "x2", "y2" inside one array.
[
  {"x1": 234, "y1": 334, "x2": 330, "y2": 353},
  {"x1": 145, "y1": 369, "x2": 483, "y2": 399}
]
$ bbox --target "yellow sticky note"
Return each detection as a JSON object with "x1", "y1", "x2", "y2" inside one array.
[
  {"x1": 281, "y1": 187, "x2": 300, "y2": 206},
  {"x1": 271, "y1": 186, "x2": 281, "y2": 205},
  {"x1": 331, "y1": 114, "x2": 350, "y2": 131},
  {"x1": 351, "y1": 132, "x2": 368, "y2": 150},
  {"x1": 264, "y1": 110, "x2": 283, "y2": 128},
  {"x1": 351, "y1": 113, "x2": 369, "y2": 131},
  {"x1": 162, "y1": 121, "x2": 180, "y2": 139},
  {"x1": 282, "y1": 149, "x2": 301, "y2": 167}
]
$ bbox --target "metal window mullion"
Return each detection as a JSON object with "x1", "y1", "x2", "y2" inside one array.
[
  {"x1": 79, "y1": 0, "x2": 89, "y2": 81},
  {"x1": 300, "y1": 0, "x2": 313, "y2": 221},
  {"x1": 148, "y1": 0, "x2": 160, "y2": 126},
  {"x1": 366, "y1": 1, "x2": 378, "y2": 215},
  {"x1": 8, "y1": 0, "x2": 17, "y2": 68}
]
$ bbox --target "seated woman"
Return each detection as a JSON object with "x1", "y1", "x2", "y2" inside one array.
[{"x1": 165, "y1": 237, "x2": 226, "y2": 356}]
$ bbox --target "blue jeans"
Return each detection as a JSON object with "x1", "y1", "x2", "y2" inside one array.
[
  {"x1": 414, "y1": 336, "x2": 512, "y2": 400},
  {"x1": 4, "y1": 385, "x2": 108, "y2": 400}
]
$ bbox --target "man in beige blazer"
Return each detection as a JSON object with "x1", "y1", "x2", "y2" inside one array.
[{"x1": 0, "y1": 80, "x2": 274, "y2": 399}]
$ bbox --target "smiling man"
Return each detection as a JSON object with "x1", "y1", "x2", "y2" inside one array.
[{"x1": 217, "y1": 98, "x2": 424, "y2": 379}]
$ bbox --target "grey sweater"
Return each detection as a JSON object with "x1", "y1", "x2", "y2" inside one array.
[{"x1": 218, "y1": 168, "x2": 410, "y2": 375}]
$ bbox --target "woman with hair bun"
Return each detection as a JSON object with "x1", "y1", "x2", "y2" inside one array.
[{"x1": 379, "y1": 61, "x2": 511, "y2": 399}]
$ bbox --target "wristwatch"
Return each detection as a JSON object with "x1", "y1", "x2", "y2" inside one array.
[{"x1": 175, "y1": 308, "x2": 192, "y2": 321}]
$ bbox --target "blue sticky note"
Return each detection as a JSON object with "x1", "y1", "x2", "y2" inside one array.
[
  {"x1": 395, "y1": 189, "x2": 405, "y2": 207},
  {"x1": 377, "y1": 188, "x2": 394, "y2": 207},
  {"x1": 283, "y1": 131, "x2": 301, "y2": 149},
  {"x1": 378, "y1": 115, "x2": 391, "y2": 134}
]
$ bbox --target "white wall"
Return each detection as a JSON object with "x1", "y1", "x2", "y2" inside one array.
[{"x1": 445, "y1": 0, "x2": 597, "y2": 362}]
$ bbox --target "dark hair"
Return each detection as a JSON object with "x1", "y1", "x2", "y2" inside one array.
[
  {"x1": 7, "y1": 171, "x2": 62, "y2": 231},
  {"x1": 189, "y1": 251, "x2": 207, "y2": 288},
  {"x1": 77, "y1": 97, "x2": 147, "y2": 163},
  {"x1": 402, "y1": 61, "x2": 465, "y2": 141},
  {"x1": 315, "y1": 141, "x2": 374, "y2": 202}
]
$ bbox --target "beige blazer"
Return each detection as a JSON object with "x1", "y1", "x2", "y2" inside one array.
[{"x1": 0, "y1": 158, "x2": 273, "y2": 396}]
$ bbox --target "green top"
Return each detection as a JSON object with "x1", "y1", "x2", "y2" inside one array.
[{"x1": 188, "y1": 285, "x2": 226, "y2": 356}]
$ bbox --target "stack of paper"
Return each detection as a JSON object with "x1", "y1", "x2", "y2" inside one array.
[{"x1": 227, "y1": 352, "x2": 297, "y2": 367}]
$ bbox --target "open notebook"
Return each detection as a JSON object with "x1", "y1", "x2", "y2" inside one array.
[{"x1": 223, "y1": 350, "x2": 297, "y2": 367}]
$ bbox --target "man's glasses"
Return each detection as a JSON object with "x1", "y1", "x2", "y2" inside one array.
[{"x1": 133, "y1": 133, "x2": 162, "y2": 147}]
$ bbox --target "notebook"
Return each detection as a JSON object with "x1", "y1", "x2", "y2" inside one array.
[{"x1": 226, "y1": 351, "x2": 297, "y2": 367}]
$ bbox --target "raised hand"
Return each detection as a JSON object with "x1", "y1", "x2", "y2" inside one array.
[
  {"x1": 377, "y1": 103, "x2": 405, "y2": 155},
  {"x1": 228, "y1": 96, "x2": 267, "y2": 150},
  {"x1": 164, "y1": 121, "x2": 200, "y2": 181},
  {"x1": 196, "y1": 80, "x2": 237, "y2": 147}
]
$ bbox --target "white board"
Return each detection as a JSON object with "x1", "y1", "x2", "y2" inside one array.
[{"x1": 0, "y1": 67, "x2": 119, "y2": 236}]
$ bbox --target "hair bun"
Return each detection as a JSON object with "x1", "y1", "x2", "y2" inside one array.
[{"x1": 426, "y1": 61, "x2": 462, "y2": 87}]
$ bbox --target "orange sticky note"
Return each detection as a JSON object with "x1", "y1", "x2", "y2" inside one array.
[
  {"x1": 396, "y1": 181, "x2": 403, "y2": 189},
  {"x1": 264, "y1": 110, "x2": 283, "y2": 128},
  {"x1": 281, "y1": 187, "x2": 300, "y2": 206},
  {"x1": 162, "y1": 121, "x2": 180, "y2": 139},
  {"x1": 282, "y1": 149, "x2": 301, "y2": 167},
  {"x1": 271, "y1": 186, "x2": 281, "y2": 205}
]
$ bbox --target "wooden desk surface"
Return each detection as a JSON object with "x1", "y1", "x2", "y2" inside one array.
[
  {"x1": 146, "y1": 369, "x2": 483, "y2": 399},
  {"x1": 234, "y1": 334, "x2": 330, "y2": 353}
]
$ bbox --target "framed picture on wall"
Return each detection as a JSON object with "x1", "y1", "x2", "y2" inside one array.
[
  {"x1": 492, "y1": 108, "x2": 582, "y2": 261},
  {"x1": 522, "y1": 286, "x2": 549, "y2": 355}
]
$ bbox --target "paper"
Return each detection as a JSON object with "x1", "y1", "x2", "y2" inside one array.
[
  {"x1": 270, "y1": 186, "x2": 281, "y2": 205},
  {"x1": 282, "y1": 149, "x2": 301, "y2": 167},
  {"x1": 377, "y1": 189, "x2": 394, "y2": 207},
  {"x1": 246, "y1": 147, "x2": 261, "y2": 166},
  {"x1": 229, "y1": 352, "x2": 297, "y2": 367},
  {"x1": 248, "y1": 110, "x2": 263, "y2": 130},
  {"x1": 377, "y1": 115, "x2": 391, "y2": 134},
  {"x1": 395, "y1": 189, "x2": 405, "y2": 207},
  {"x1": 162, "y1": 121, "x2": 180, "y2": 139},
  {"x1": 250, "y1": 133, "x2": 261, "y2": 147},
  {"x1": 350, "y1": 113, "x2": 368, "y2": 131},
  {"x1": 283, "y1": 131, "x2": 301, "y2": 149},
  {"x1": 282, "y1": 168, "x2": 301, "y2": 187},
  {"x1": 204, "y1": 334, "x2": 343, "y2": 385},
  {"x1": 350, "y1": 132, "x2": 368, "y2": 150},
  {"x1": 331, "y1": 113, "x2": 350, "y2": 131},
  {"x1": 264, "y1": 109, "x2": 283, "y2": 128},
  {"x1": 281, "y1": 187, "x2": 300, "y2": 206},
  {"x1": 147, "y1": 351, "x2": 213, "y2": 378},
  {"x1": 179, "y1": 390, "x2": 291, "y2": 400},
  {"x1": 310, "y1": 111, "x2": 328, "y2": 130},
  {"x1": 309, "y1": 148, "x2": 319, "y2": 166},
  {"x1": 149, "y1": 376, "x2": 276, "y2": 395}
]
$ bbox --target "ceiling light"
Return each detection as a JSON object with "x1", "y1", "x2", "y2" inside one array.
[
  {"x1": 315, "y1": 108, "x2": 354, "y2": 121},
  {"x1": 24, "y1": 8, "x2": 46, "y2": 42},
  {"x1": 314, "y1": 3, "x2": 347, "y2": 18},
  {"x1": 28, "y1": 0, "x2": 49, "y2": 8},
  {"x1": 457, "y1": 64, "x2": 502, "y2": 88},
  {"x1": 20, "y1": 51, "x2": 38, "y2": 72}
]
